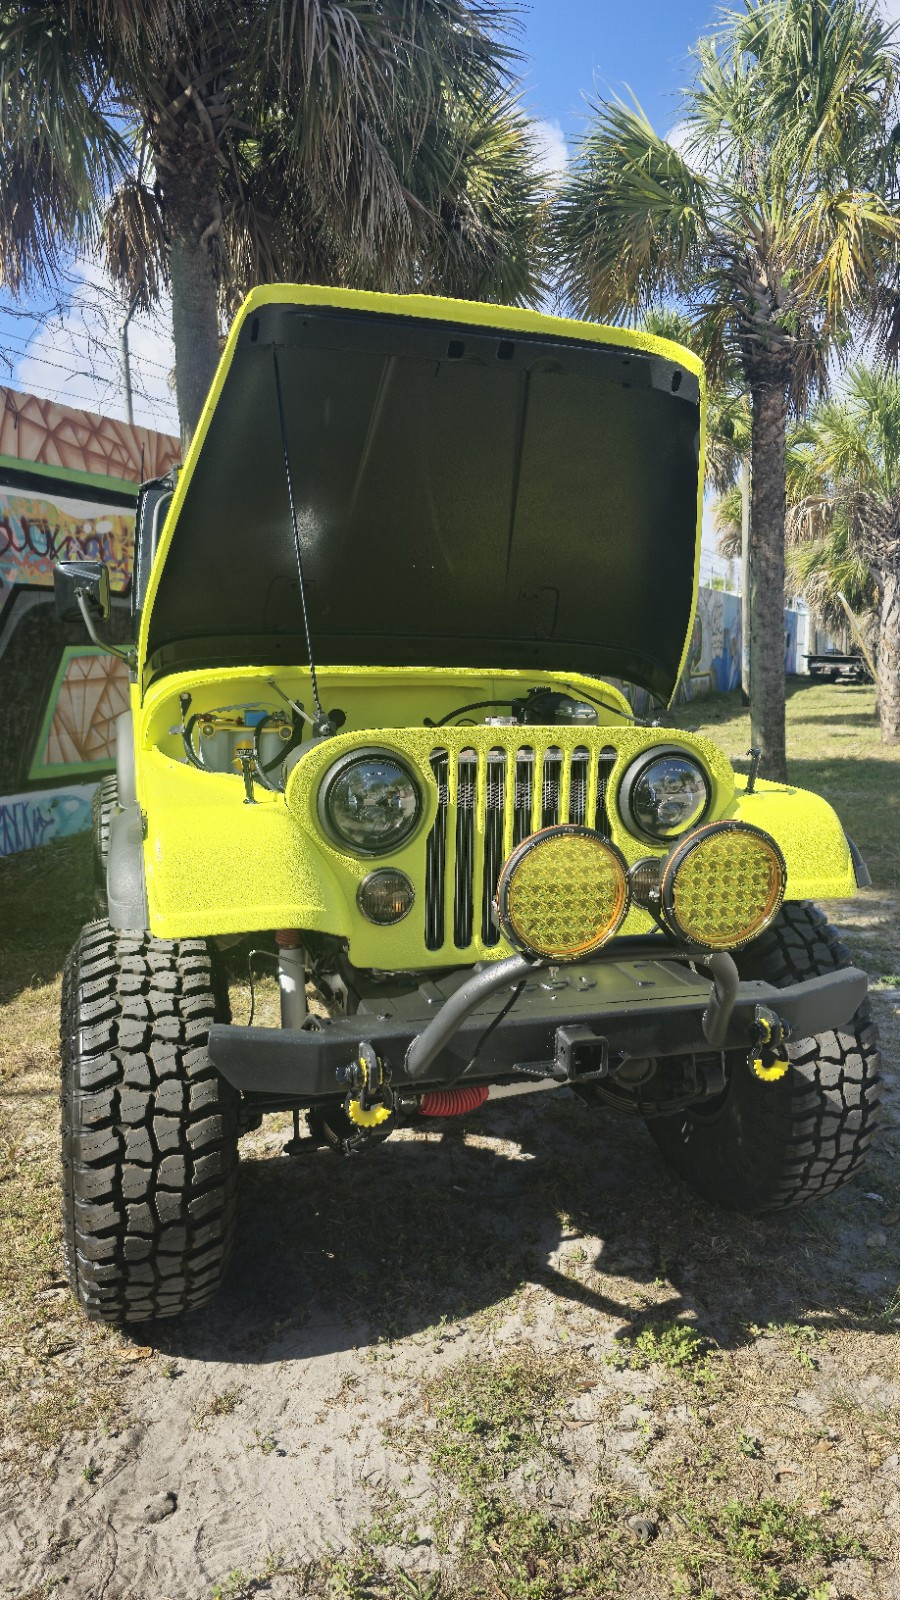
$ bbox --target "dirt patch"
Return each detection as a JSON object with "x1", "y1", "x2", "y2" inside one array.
[{"x1": 2, "y1": 1014, "x2": 898, "y2": 1598}]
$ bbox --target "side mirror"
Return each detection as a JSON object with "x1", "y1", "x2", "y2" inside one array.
[{"x1": 54, "y1": 561, "x2": 111, "y2": 625}]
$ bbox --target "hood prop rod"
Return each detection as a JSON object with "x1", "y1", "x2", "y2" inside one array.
[{"x1": 272, "y1": 345, "x2": 334, "y2": 738}]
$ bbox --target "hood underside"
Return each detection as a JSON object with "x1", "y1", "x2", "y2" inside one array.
[{"x1": 143, "y1": 288, "x2": 704, "y2": 702}]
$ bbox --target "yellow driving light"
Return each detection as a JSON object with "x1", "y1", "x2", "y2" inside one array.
[
  {"x1": 660, "y1": 820, "x2": 786, "y2": 950},
  {"x1": 496, "y1": 825, "x2": 630, "y2": 960}
]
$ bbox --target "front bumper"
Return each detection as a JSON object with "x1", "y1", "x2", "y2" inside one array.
[{"x1": 208, "y1": 946, "x2": 868, "y2": 1099}]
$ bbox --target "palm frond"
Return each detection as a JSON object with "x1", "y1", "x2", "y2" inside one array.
[
  {"x1": 760, "y1": 0, "x2": 897, "y2": 177},
  {"x1": 786, "y1": 508, "x2": 877, "y2": 628},
  {"x1": 101, "y1": 178, "x2": 168, "y2": 306},
  {"x1": 794, "y1": 186, "x2": 900, "y2": 322},
  {"x1": 554, "y1": 99, "x2": 710, "y2": 322},
  {"x1": 714, "y1": 482, "x2": 744, "y2": 556},
  {"x1": 0, "y1": 4, "x2": 128, "y2": 289}
]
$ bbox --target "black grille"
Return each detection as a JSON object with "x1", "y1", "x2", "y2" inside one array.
[
  {"x1": 481, "y1": 750, "x2": 506, "y2": 946},
  {"x1": 453, "y1": 751, "x2": 477, "y2": 948},
  {"x1": 424, "y1": 751, "x2": 449, "y2": 950},
  {"x1": 424, "y1": 743, "x2": 619, "y2": 953}
]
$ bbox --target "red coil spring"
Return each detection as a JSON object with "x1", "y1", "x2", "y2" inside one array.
[{"x1": 419, "y1": 1084, "x2": 489, "y2": 1118}]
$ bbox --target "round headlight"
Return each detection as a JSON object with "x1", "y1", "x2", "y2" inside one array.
[
  {"x1": 660, "y1": 820, "x2": 786, "y2": 949},
  {"x1": 319, "y1": 749, "x2": 421, "y2": 855},
  {"x1": 357, "y1": 869, "x2": 415, "y2": 924},
  {"x1": 619, "y1": 746, "x2": 710, "y2": 843},
  {"x1": 496, "y1": 825, "x2": 630, "y2": 961}
]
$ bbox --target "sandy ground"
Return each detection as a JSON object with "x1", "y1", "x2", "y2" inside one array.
[{"x1": 2, "y1": 896, "x2": 899, "y2": 1600}]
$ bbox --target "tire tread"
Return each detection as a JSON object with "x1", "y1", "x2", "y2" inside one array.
[
  {"x1": 60, "y1": 920, "x2": 238, "y2": 1323},
  {"x1": 646, "y1": 902, "x2": 880, "y2": 1214}
]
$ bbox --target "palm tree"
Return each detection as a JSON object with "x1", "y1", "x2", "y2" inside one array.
[
  {"x1": 787, "y1": 364, "x2": 900, "y2": 739},
  {"x1": 644, "y1": 307, "x2": 754, "y2": 693},
  {"x1": 0, "y1": 1, "x2": 544, "y2": 445},
  {"x1": 554, "y1": 0, "x2": 900, "y2": 779}
]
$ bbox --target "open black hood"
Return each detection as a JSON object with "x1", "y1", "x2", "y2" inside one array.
[{"x1": 143, "y1": 290, "x2": 704, "y2": 702}]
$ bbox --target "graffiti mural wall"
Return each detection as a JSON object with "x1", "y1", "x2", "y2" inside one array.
[
  {"x1": 0, "y1": 386, "x2": 178, "y2": 857},
  {"x1": 620, "y1": 589, "x2": 805, "y2": 718}
]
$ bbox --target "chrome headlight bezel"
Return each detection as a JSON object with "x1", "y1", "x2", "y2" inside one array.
[
  {"x1": 618, "y1": 744, "x2": 711, "y2": 845},
  {"x1": 318, "y1": 747, "x2": 422, "y2": 857}
]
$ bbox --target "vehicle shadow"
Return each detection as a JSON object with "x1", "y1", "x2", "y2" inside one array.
[
  {"x1": 154, "y1": 1090, "x2": 899, "y2": 1368},
  {"x1": 797, "y1": 712, "x2": 879, "y2": 726}
]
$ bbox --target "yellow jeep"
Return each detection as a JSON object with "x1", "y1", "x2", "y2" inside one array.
[{"x1": 55, "y1": 286, "x2": 878, "y2": 1324}]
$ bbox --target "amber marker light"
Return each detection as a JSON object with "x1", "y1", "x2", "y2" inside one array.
[
  {"x1": 659, "y1": 820, "x2": 786, "y2": 950},
  {"x1": 496, "y1": 825, "x2": 630, "y2": 961}
]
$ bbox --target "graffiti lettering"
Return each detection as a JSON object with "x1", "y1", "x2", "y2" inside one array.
[
  {"x1": 0, "y1": 786, "x2": 94, "y2": 857},
  {"x1": 0, "y1": 797, "x2": 54, "y2": 854},
  {"x1": 0, "y1": 489, "x2": 133, "y2": 594}
]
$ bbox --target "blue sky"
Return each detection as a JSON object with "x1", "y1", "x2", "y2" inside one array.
[{"x1": 519, "y1": 0, "x2": 719, "y2": 156}]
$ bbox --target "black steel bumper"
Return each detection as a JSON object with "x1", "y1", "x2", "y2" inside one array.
[{"x1": 208, "y1": 947, "x2": 868, "y2": 1100}]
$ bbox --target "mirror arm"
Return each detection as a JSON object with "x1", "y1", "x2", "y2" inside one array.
[{"x1": 75, "y1": 589, "x2": 136, "y2": 668}]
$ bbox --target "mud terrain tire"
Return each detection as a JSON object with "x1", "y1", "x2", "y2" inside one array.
[
  {"x1": 60, "y1": 921, "x2": 239, "y2": 1323},
  {"x1": 647, "y1": 902, "x2": 880, "y2": 1214},
  {"x1": 91, "y1": 775, "x2": 119, "y2": 917}
]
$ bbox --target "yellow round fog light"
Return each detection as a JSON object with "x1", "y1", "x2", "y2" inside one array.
[
  {"x1": 496, "y1": 826, "x2": 630, "y2": 960},
  {"x1": 660, "y1": 821, "x2": 785, "y2": 950}
]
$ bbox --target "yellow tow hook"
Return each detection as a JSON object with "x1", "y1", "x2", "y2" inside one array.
[
  {"x1": 339, "y1": 1042, "x2": 394, "y2": 1130},
  {"x1": 750, "y1": 1005, "x2": 791, "y2": 1082}
]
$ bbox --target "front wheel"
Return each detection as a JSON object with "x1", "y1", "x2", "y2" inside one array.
[
  {"x1": 646, "y1": 903, "x2": 880, "y2": 1214},
  {"x1": 60, "y1": 922, "x2": 239, "y2": 1323}
]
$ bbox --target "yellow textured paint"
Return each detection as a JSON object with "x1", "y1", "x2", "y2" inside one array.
[
  {"x1": 732, "y1": 778, "x2": 856, "y2": 900},
  {"x1": 134, "y1": 662, "x2": 858, "y2": 957},
  {"x1": 131, "y1": 286, "x2": 855, "y2": 961}
]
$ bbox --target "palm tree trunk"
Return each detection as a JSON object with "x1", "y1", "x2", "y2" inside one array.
[
  {"x1": 156, "y1": 134, "x2": 223, "y2": 450},
  {"x1": 877, "y1": 564, "x2": 900, "y2": 743},
  {"x1": 168, "y1": 207, "x2": 221, "y2": 451},
  {"x1": 748, "y1": 381, "x2": 789, "y2": 781}
]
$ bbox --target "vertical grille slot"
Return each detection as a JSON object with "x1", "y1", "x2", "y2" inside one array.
[
  {"x1": 541, "y1": 747, "x2": 563, "y2": 827},
  {"x1": 569, "y1": 746, "x2": 590, "y2": 826},
  {"x1": 481, "y1": 749, "x2": 507, "y2": 945},
  {"x1": 512, "y1": 749, "x2": 534, "y2": 847},
  {"x1": 424, "y1": 750, "x2": 449, "y2": 950},
  {"x1": 424, "y1": 740, "x2": 621, "y2": 953},
  {"x1": 454, "y1": 751, "x2": 477, "y2": 948},
  {"x1": 595, "y1": 746, "x2": 617, "y2": 838}
]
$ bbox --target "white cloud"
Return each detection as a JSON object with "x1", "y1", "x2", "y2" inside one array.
[
  {"x1": 533, "y1": 117, "x2": 568, "y2": 182},
  {"x1": 13, "y1": 258, "x2": 179, "y2": 437},
  {"x1": 665, "y1": 120, "x2": 692, "y2": 156},
  {"x1": 664, "y1": 119, "x2": 715, "y2": 176}
]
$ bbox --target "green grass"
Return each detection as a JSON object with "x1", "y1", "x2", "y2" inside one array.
[
  {"x1": 669, "y1": 680, "x2": 900, "y2": 891},
  {"x1": 672, "y1": 1495, "x2": 869, "y2": 1600},
  {"x1": 0, "y1": 834, "x2": 129, "y2": 1462},
  {"x1": 607, "y1": 1318, "x2": 709, "y2": 1375}
]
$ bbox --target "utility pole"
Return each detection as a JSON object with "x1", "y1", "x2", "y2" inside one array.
[
  {"x1": 740, "y1": 456, "x2": 751, "y2": 705},
  {"x1": 119, "y1": 286, "x2": 143, "y2": 426}
]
